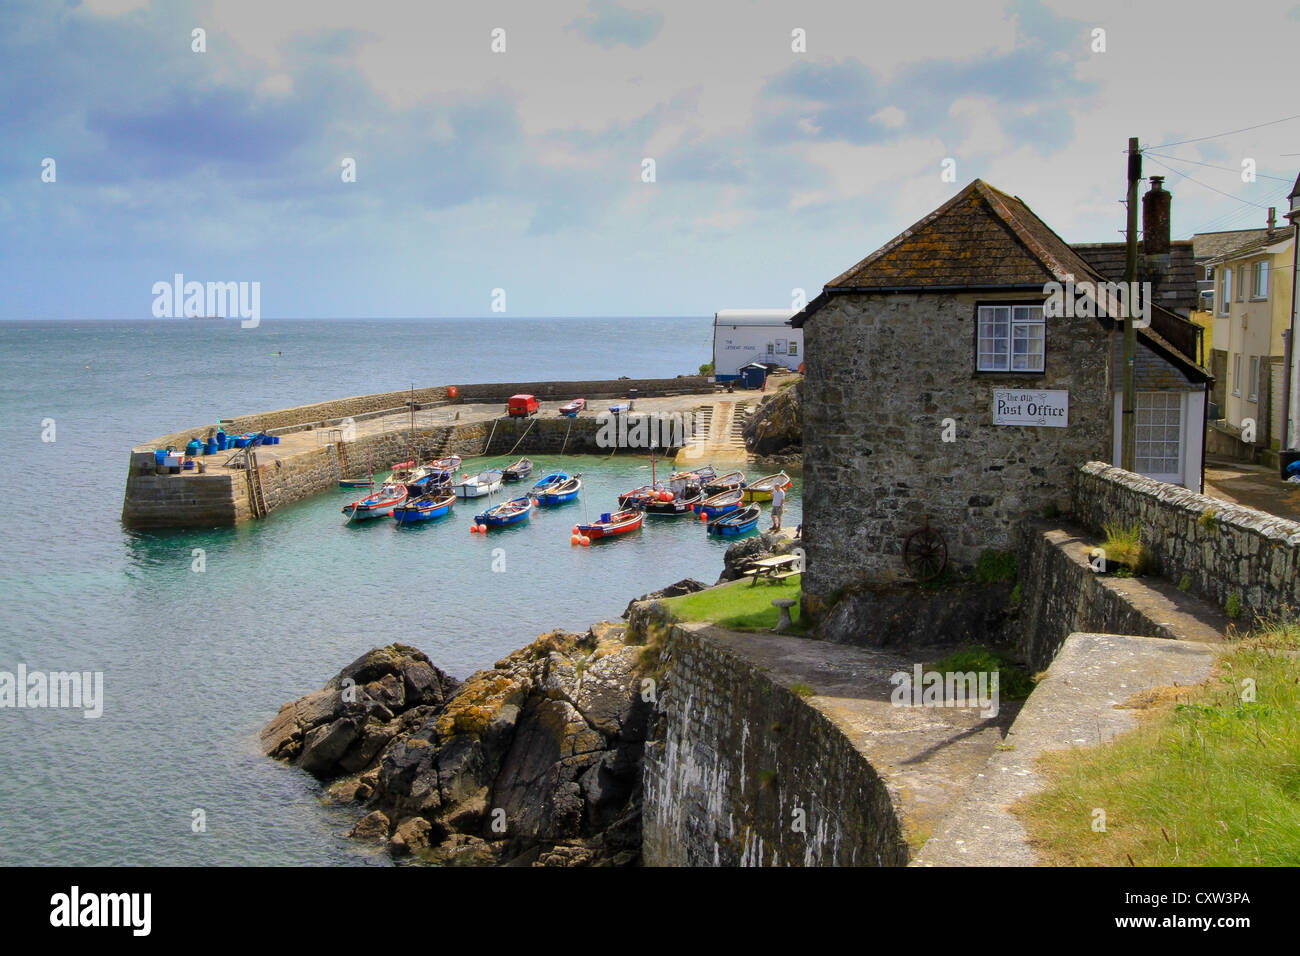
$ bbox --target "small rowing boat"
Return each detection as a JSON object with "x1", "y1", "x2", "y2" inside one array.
[
  {"x1": 455, "y1": 469, "x2": 504, "y2": 498},
  {"x1": 429, "y1": 455, "x2": 463, "y2": 474},
  {"x1": 536, "y1": 475, "x2": 581, "y2": 505},
  {"x1": 707, "y1": 503, "x2": 761, "y2": 536},
  {"x1": 503, "y1": 457, "x2": 533, "y2": 482},
  {"x1": 342, "y1": 481, "x2": 407, "y2": 521},
  {"x1": 697, "y1": 487, "x2": 743, "y2": 519},
  {"x1": 392, "y1": 490, "x2": 455, "y2": 524},
  {"x1": 558, "y1": 398, "x2": 586, "y2": 417},
  {"x1": 577, "y1": 508, "x2": 644, "y2": 540},
  {"x1": 530, "y1": 472, "x2": 569, "y2": 494},
  {"x1": 742, "y1": 472, "x2": 792, "y2": 502},
  {"x1": 338, "y1": 477, "x2": 374, "y2": 489},
  {"x1": 670, "y1": 465, "x2": 716, "y2": 486},
  {"x1": 476, "y1": 496, "x2": 533, "y2": 528},
  {"x1": 617, "y1": 484, "x2": 658, "y2": 509},
  {"x1": 703, "y1": 470, "x2": 747, "y2": 495}
]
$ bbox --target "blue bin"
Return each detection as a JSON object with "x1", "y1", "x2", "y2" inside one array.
[
  {"x1": 154, "y1": 449, "x2": 169, "y2": 467},
  {"x1": 205, "y1": 438, "x2": 219, "y2": 455},
  {"x1": 234, "y1": 436, "x2": 249, "y2": 448}
]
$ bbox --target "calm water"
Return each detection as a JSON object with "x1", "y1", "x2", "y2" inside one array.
[{"x1": 0, "y1": 319, "x2": 800, "y2": 865}]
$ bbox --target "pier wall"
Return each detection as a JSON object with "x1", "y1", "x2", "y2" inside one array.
[{"x1": 641, "y1": 622, "x2": 908, "y2": 867}]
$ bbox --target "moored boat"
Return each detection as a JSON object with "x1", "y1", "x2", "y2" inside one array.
[
  {"x1": 454, "y1": 469, "x2": 504, "y2": 499},
  {"x1": 536, "y1": 475, "x2": 581, "y2": 505},
  {"x1": 429, "y1": 455, "x2": 463, "y2": 474},
  {"x1": 703, "y1": 470, "x2": 747, "y2": 495},
  {"x1": 577, "y1": 508, "x2": 644, "y2": 540},
  {"x1": 338, "y1": 477, "x2": 374, "y2": 488},
  {"x1": 392, "y1": 490, "x2": 455, "y2": 524},
  {"x1": 670, "y1": 464, "x2": 716, "y2": 486},
  {"x1": 476, "y1": 496, "x2": 533, "y2": 528},
  {"x1": 707, "y1": 503, "x2": 761, "y2": 537},
  {"x1": 643, "y1": 488, "x2": 703, "y2": 516},
  {"x1": 617, "y1": 484, "x2": 657, "y2": 509},
  {"x1": 697, "y1": 487, "x2": 744, "y2": 519},
  {"x1": 741, "y1": 472, "x2": 792, "y2": 502},
  {"x1": 558, "y1": 398, "x2": 586, "y2": 417},
  {"x1": 503, "y1": 457, "x2": 533, "y2": 482},
  {"x1": 342, "y1": 481, "x2": 407, "y2": 521}
]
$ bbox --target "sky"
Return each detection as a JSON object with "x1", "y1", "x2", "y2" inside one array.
[{"x1": 3, "y1": 0, "x2": 1300, "y2": 319}]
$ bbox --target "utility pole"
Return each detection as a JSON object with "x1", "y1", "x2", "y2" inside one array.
[{"x1": 1122, "y1": 137, "x2": 1141, "y2": 472}]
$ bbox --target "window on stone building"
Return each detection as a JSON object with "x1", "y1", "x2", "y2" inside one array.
[
  {"x1": 977, "y1": 304, "x2": 1044, "y2": 372},
  {"x1": 1252, "y1": 261, "x2": 1269, "y2": 299},
  {"x1": 1136, "y1": 392, "x2": 1183, "y2": 481}
]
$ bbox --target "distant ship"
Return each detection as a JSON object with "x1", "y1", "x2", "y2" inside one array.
[{"x1": 186, "y1": 314, "x2": 232, "y2": 321}]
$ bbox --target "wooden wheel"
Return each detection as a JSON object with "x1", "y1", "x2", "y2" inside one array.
[{"x1": 903, "y1": 517, "x2": 948, "y2": 582}]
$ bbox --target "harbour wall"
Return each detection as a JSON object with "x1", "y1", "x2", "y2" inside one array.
[
  {"x1": 1071, "y1": 461, "x2": 1300, "y2": 625},
  {"x1": 639, "y1": 618, "x2": 908, "y2": 867}
]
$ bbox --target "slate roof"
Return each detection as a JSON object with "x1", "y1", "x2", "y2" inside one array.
[
  {"x1": 821, "y1": 179, "x2": 1101, "y2": 291},
  {"x1": 792, "y1": 178, "x2": 1210, "y2": 383},
  {"x1": 1191, "y1": 228, "x2": 1272, "y2": 261},
  {"x1": 1202, "y1": 225, "x2": 1295, "y2": 264},
  {"x1": 1071, "y1": 240, "x2": 1199, "y2": 314}
]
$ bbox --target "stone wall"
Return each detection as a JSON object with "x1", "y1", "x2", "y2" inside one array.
[
  {"x1": 1015, "y1": 524, "x2": 1230, "y2": 671},
  {"x1": 219, "y1": 386, "x2": 451, "y2": 436},
  {"x1": 800, "y1": 292, "x2": 1112, "y2": 613},
  {"x1": 641, "y1": 624, "x2": 908, "y2": 867},
  {"x1": 1072, "y1": 461, "x2": 1300, "y2": 623},
  {"x1": 454, "y1": 377, "x2": 708, "y2": 403}
]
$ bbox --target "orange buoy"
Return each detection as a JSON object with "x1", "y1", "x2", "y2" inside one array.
[
  {"x1": 570, "y1": 534, "x2": 580, "y2": 545},
  {"x1": 572, "y1": 526, "x2": 580, "y2": 534},
  {"x1": 448, "y1": 386, "x2": 458, "y2": 399},
  {"x1": 470, "y1": 524, "x2": 478, "y2": 533},
  {"x1": 700, "y1": 511, "x2": 708, "y2": 522},
  {"x1": 579, "y1": 536, "x2": 591, "y2": 547},
  {"x1": 478, "y1": 524, "x2": 488, "y2": 533}
]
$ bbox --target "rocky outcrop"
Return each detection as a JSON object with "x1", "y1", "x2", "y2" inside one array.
[
  {"x1": 742, "y1": 379, "x2": 802, "y2": 456},
  {"x1": 261, "y1": 628, "x2": 651, "y2": 866},
  {"x1": 622, "y1": 578, "x2": 708, "y2": 618}
]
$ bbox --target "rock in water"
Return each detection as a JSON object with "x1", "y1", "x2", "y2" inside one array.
[
  {"x1": 718, "y1": 531, "x2": 799, "y2": 582},
  {"x1": 261, "y1": 629, "x2": 651, "y2": 866}
]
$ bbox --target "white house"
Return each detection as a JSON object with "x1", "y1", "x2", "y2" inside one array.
[{"x1": 712, "y1": 310, "x2": 803, "y2": 381}]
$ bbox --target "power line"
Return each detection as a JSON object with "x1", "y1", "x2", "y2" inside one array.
[
  {"x1": 1142, "y1": 112, "x2": 1300, "y2": 150},
  {"x1": 1145, "y1": 151, "x2": 1295, "y2": 184},
  {"x1": 1145, "y1": 154, "x2": 1280, "y2": 209}
]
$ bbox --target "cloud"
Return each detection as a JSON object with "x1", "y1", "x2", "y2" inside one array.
[{"x1": 568, "y1": 1, "x2": 664, "y2": 49}]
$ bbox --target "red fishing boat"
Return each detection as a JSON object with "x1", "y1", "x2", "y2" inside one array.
[{"x1": 576, "y1": 508, "x2": 644, "y2": 541}]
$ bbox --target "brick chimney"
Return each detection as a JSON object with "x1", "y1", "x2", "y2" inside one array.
[
  {"x1": 1142, "y1": 176, "x2": 1170, "y2": 256},
  {"x1": 1267, "y1": 206, "x2": 1276, "y2": 236}
]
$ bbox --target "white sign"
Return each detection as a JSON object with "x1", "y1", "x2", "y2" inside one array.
[{"x1": 992, "y1": 389, "x2": 1068, "y2": 427}]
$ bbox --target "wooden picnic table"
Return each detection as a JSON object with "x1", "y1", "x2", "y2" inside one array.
[{"x1": 742, "y1": 554, "x2": 801, "y2": 585}]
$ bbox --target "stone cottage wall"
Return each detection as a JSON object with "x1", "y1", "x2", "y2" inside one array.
[{"x1": 800, "y1": 292, "x2": 1113, "y2": 611}]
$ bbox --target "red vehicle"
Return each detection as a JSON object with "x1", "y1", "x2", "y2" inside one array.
[
  {"x1": 558, "y1": 397, "x2": 586, "y2": 417},
  {"x1": 507, "y1": 394, "x2": 540, "y2": 417}
]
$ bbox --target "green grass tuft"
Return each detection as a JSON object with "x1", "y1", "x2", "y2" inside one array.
[
  {"x1": 927, "y1": 645, "x2": 1035, "y2": 700},
  {"x1": 973, "y1": 549, "x2": 1018, "y2": 584}
]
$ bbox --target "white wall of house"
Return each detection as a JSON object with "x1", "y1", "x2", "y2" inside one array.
[
  {"x1": 713, "y1": 310, "x2": 802, "y2": 379},
  {"x1": 1112, "y1": 388, "x2": 1205, "y2": 492}
]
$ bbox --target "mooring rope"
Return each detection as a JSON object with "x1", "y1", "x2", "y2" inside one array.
[
  {"x1": 501, "y1": 415, "x2": 536, "y2": 458},
  {"x1": 560, "y1": 416, "x2": 574, "y2": 456}
]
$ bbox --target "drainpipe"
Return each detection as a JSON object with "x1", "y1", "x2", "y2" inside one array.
[{"x1": 1284, "y1": 221, "x2": 1300, "y2": 450}]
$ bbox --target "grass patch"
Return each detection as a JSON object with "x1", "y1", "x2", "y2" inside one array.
[
  {"x1": 660, "y1": 575, "x2": 805, "y2": 631},
  {"x1": 789, "y1": 682, "x2": 815, "y2": 698},
  {"x1": 927, "y1": 645, "x2": 1035, "y2": 700},
  {"x1": 1013, "y1": 625, "x2": 1300, "y2": 865},
  {"x1": 1099, "y1": 520, "x2": 1151, "y2": 575},
  {"x1": 973, "y1": 549, "x2": 1018, "y2": 585}
]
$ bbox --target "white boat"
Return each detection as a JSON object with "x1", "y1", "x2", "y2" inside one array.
[
  {"x1": 341, "y1": 481, "x2": 408, "y2": 521},
  {"x1": 454, "y1": 469, "x2": 504, "y2": 499}
]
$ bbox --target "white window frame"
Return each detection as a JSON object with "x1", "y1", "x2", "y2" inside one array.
[
  {"x1": 1248, "y1": 355, "x2": 1260, "y2": 402},
  {"x1": 1232, "y1": 353, "x2": 1242, "y2": 396},
  {"x1": 1134, "y1": 391, "x2": 1184, "y2": 484},
  {"x1": 1252, "y1": 261, "x2": 1269, "y2": 300},
  {"x1": 977, "y1": 304, "x2": 1045, "y2": 373},
  {"x1": 1219, "y1": 269, "x2": 1231, "y2": 315},
  {"x1": 1236, "y1": 266, "x2": 1246, "y2": 302},
  {"x1": 788, "y1": 341, "x2": 798, "y2": 356}
]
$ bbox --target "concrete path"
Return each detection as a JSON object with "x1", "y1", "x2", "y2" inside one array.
[
  {"x1": 673, "y1": 398, "x2": 752, "y2": 466},
  {"x1": 1204, "y1": 457, "x2": 1300, "y2": 523},
  {"x1": 912, "y1": 633, "x2": 1217, "y2": 866}
]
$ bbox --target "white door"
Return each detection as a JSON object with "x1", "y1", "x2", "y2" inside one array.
[{"x1": 1135, "y1": 391, "x2": 1184, "y2": 485}]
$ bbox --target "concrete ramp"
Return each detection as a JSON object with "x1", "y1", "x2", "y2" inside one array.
[
  {"x1": 673, "y1": 399, "x2": 750, "y2": 466},
  {"x1": 912, "y1": 632, "x2": 1217, "y2": 866}
]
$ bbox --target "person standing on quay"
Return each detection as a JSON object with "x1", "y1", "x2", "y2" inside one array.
[{"x1": 770, "y1": 482, "x2": 786, "y2": 531}]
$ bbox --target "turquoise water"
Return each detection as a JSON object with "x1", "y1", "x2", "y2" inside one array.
[{"x1": 0, "y1": 319, "x2": 799, "y2": 865}]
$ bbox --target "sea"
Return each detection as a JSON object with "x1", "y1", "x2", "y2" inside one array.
[{"x1": 0, "y1": 318, "x2": 801, "y2": 865}]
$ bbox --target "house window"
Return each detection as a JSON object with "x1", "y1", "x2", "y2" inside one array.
[
  {"x1": 1219, "y1": 270, "x2": 1231, "y2": 315},
  {"x1": 1232, "y1": 353, "x2": 1242, "y2": 395},
  {"x1": 1252, "y1": 261, "x2": 1269, "y2": 299},
  {"x1": 1205, "y1": 266, "x2": 1214, "y2": 281},
  {"x1": 1248, "y1": 356, "x2": 1260, "y2": 402},
  {"x1": 977, "y1": 304, "x2": 1044, "y2": 372},
  {"x1": 766, "y1": 342, "x2": 775, "y2": 355},
  {"x1": 788, "y1": 342, "x2": 798, "y2": 356},
  {"x1": 1135, "y1": 392, "x2": 1182, "y2": 480},
  {"x1": 1236, "y1": 267, "x2": 1245, "y2": 301}
]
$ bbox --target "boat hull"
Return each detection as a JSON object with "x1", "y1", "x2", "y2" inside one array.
[
  {"x1": 578, "y1": 510, "x2": 644, "y2": 540},
  {"x1": 708, "y1": 504, "x2": 762, "y2": 536},
  {"x1": 392, "y1": 495, "x2": 455, "y2": 524},
  {"x1": 476, "y1": 496, "x2": 533, "y2": 527},
  {"x1": 455, "y1": 477, "x2": 504, "y2": 498}
]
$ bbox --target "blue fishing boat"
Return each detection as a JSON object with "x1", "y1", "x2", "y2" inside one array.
[
  {"x1": 697, "y1": 487, "x2": 743, "y2": 519},
  {"x1": 392, "y1": 490, "x2": 455, "y2": 525},
  {"x1": 707, "y1": 503, "x2": 760, "y2": 537},
  {"x1": 342, "y1": 481, "x2": 408, "y2": 521},
  {"x1": 530, "y1": 471, "x2": 569, "y2": 494},
  {"x1": 536, "y1": 475, "x2": 581, "y2": 506},
  {"x1": 476, "y1": 496, "x2": 533, "y2": 528}
]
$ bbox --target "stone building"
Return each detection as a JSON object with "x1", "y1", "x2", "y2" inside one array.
[{"x1": 794, "y1": 179, "x2": 1209, "y2": 612}]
